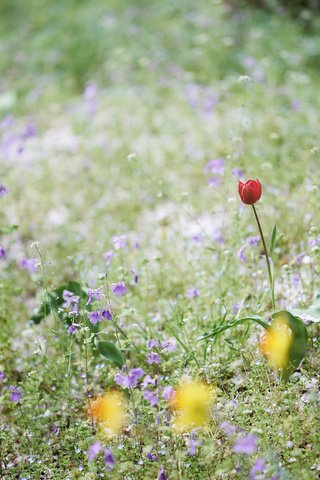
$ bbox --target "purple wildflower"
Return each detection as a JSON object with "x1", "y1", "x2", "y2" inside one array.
[
  {"x1": 208, "y1": 177, "x2": 221, "y2": 187},
  {"x1": 186, "y1": 83, "x2": 200, "y2": 109},
  {"x1": 19, "y1": 258, "x2": 38, "y2": 273},
  {"x1": 237, "y1": 246, "x2": 246, "y2": 263},
  {"x1": 249, "y1": 458, "x2": 267, "y2": 480},
  {"x1": 141, "y1": 374, "x2": 156, "y2": 390},
  {"x1": 162, "y1": 386, "x2": 175, "y2": 400},
  {"x1": 22, "y1": 124, "x2": 37, "y2": 139},
  {"x1": 291, "y1": 100, "x2": 301, "y2": 111},
  {"x1": 232, "y1": 303, "x2": 241, "y2": 314},
  {"x1": 86, "y1": 286, "x2": 104, "y2": 305},
  {"x1": 233, "y1": 434, "x2": 258, "y2": 454},
  {"x1": 0, "y1": 184, "x2": 8, "y2": 198},
  {"x1": 146, "y1": 452, "x2": 158, "y2": 461},
  {"x1": 147, "y1": 352, "x2": 161, "y2": 365},
  {"x1": 143, "y1": 390, "x2": 159, "y2": 407},
  {"x1": 130, "y1": 270, "x2": 139, "y2": 285},
  {"x1": 0, "y1": 371, "x2": 5, "y2": 381},
  {"x1": 88, "y1": 441, "x2": 102, "y2": 462},
  {"x1": 186, "y1": 288, "x2": 200, "y2": 299},
  {"x1": 84, "y1": 83, "x2": 97, "y2": 100},
  {"x1": 0, "y1": 115, "x2": 13, "y2": 129},
  {"x1": 214, "y1": 230, "x2": 225, "y2": 245},
  {"x1": 104, "y1": 250, "x2": 114, "y2": 266},
  {"x1": 101, "y1": 307, "x2": 112, "y2": 320},
  {"x1": 157, "y1": 467, "x2": 167, "y2": 480},
  {"x1": 291, "y1": 274, "x2": 300, "y2": 288},
  {"x1": 62, "y1": 290, "x2": 79, "y2": 314},
  {"x1": 187, "y1": 431, "x2": 202, "y2": 455},
  {"x1": 115, "y1": 368, "x2": 144, "y2": 389},
  {"x1": 232, "y1": 168, "x2": 244, "y2": 179},
  {"x1": 161, "y1": 338, "x2": 176, "y2": 352},
  {"x1": 247, "y1": 236, "x2": 260, "y2": 247},
  {"x1": 53, "y1": 424, "x2": 59, "y2": 435},
  {"x1": 9, "y1": 385, "x2": 23, "y2": 402},
  {"x1": 244, "y1": 56, "x2": 256, "y2": 68},
  {"x1": 88, "y1": 310, "x2": 103, "y2": 325},
  {"x1": 309, "y1": 237, "x2": 320, "y2": 248},
  {"x1": 62, "y1": 290, "x2": 74, "y2": 302},
  {"x1": 112, "y1": 235, "x2": 127, "y2": 250},
  {"x1": 296, "y1": 252, "x2": 305, "y2": 265},
  {"x1": 84, "y1": 84, "x2": 97, "y2": 116},
  {"x1": 203, "y1": 95, "x2": 219, "y2": 113},
  {"x1": 190, "y1": 234, "x2": 203, "y2": 245},
  {"x1": 111, "y1": 281, "x2": 126, "y2": 296},
  {"x1": 0, "y1": 247, "x2": 6, "y2": 259},
  {"x1": 68, "y1": 324, "x2": 77, "y2": 334},
  {"x1": 220, "y1": 421, "x2": 237, "y2": 436},
  {"x1": 205, "y1": 158, "x2": 225, "y2": 175},
  {"x1": 104, "y1": 449, "x2": 115, "y2": 470},
  {"x1": 147, "y1": 339, "x2": 158, "y2": 350}
]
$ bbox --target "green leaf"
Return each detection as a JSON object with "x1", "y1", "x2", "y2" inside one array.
[
  {"x1": 0, "y1": 224, "x2": 18, "y2": 234},
  {"x1": 291, "y1": 293, "x2": 320, "y2": 325},
  {"x1": 271, "y1": 310, "x2": 308, "y2": 379},
  {"x1": 96, "y1": 340, "x2": 124, "y2": 368},
  {"x1": 270, "y1": 224, "x2": 277, "y2": 256},
  {"x1": 197, "y1": 315, "x2": 270, "y2": 342},
  {"x1": 224, "y1": 338, "x2": 240, "y2": 352}
]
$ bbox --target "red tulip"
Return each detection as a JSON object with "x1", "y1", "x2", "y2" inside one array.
[{"x1": 238, "y1": 179, "x2": 262, "y2": 205}]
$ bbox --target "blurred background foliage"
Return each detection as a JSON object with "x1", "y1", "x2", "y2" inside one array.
[
  {"x1": 242, "y1": 0, "x2": 320, "y2": 13},
  {"x1": 0, "y1": 0, "x2": 319, "y2": 108}
]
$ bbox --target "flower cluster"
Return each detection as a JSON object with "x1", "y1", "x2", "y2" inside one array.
[
  {"x1": 88, "y1": 441, "x2": 114, "y2": 471},
  {"x1": 63, "y1": 290, "x2": 79, "y2": 314}
]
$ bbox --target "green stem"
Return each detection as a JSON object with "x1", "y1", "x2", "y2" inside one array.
[
  {"x1": 252, "y1": 204, "x2": 275, "y2": 310},
  {"x1": 197, "y1": 316, "x2": 270, "y2": 341},
  {"x1": 84, "y1": 340, "x2": 94, "y2": 432}
]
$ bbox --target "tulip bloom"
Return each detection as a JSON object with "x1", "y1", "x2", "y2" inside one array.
[
  {"x1": 238, "y1": 178, "x2": 275, "y2": 309},
  {"x1": 238, "y1": 179, "x2": 262, "y2": 205},
  {"x1": 88, "y1": 391, "x2": 126, "y2": 436},
  {"x1": 169, "y1": 380, "x2": 215, "y2": 432},
  {"x1": 259, "y1": 316, "x2": 292, "y2": 370}
]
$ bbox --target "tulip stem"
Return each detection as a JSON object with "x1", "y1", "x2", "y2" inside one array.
[{"x1": 252, "y1": 204, "x2": 275, "y2": 311}]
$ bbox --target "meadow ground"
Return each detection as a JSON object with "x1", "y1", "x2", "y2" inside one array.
[{"x1": 0, "y1": 1, "x2": 319, "y2": 479}]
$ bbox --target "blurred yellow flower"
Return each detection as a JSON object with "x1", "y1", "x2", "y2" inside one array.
[
  {"x1": 259, "y1": 316, "x2": 293, "y2": 370},
  {"x1": 170, "y1": 380, "x2": 215, "y2": 432},
  {"x1": 88, "y1": 391, "x2": 126, "y2": 436}
]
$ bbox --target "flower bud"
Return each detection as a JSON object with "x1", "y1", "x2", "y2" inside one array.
[{"x1": 238, "y1": 179, "x2": 262, "y2": 205}]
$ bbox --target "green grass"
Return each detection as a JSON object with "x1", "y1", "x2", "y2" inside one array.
[{"x1": 0, "y1": 1, "x2": 319, "y2": 479}]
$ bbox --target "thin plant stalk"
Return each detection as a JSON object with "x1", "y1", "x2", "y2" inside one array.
[
  {"x1": 84, "y1": 340, "x2": 95, "y2": 432},
  {"x1": 252, "y1": 204, "x2": 275, "y2": 310}
]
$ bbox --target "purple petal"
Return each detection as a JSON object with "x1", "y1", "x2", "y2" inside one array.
[
  {"x1": 233, "y1": 434, "x2": 258, "y2": 455},
  {"x1": 88, "y1": 441, "x2": 102, "y2": 462},
  {"x1": 220, "y1": 421, "x2": 237, "y2": 436},
  {"x1": 249, "y1": 458, "x2": 267, "y2": 479},
  {"x1": 162, "y1": 386, "x2": 175, "y2": 400},
  {"x1": 104, "y1": 449, "x2": 115, "y2": 470},
  {"x1": 157, "y1": 467, "x2": 167, "y2": 480}
]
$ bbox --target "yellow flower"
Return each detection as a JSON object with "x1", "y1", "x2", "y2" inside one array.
[
  {"x1": 259, "y1": 316, "x2": 293, "y2": 370},
  {"x1": 88, "y1": 391, "x2": 126, "y2": 436},
  {"x1": 170, "y1": 380, "x2": 215, "y2": 433}
]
